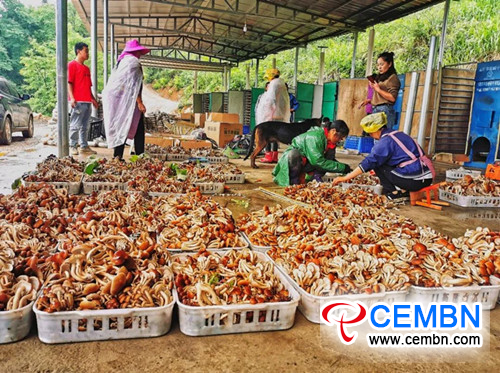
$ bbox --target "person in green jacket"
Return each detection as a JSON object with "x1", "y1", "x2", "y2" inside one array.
[{"x1": 272, "y1": 120, "x2": 352, "y2": 186}]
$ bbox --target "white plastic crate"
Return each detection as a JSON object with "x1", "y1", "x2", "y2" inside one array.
[
  {"x1": 24, "y1": 180, "x2": 82, "y2": 195},
  {"x1": 438, "y1": 189, "x2": 500, "y2": 208},
  {"x1": 408, "y1": 285, "x2": 499, "y2": 310},
  {"x1": 445, "y1": 168, "x2": 481, "y2": 181},
  {"x1": 33, "y1": 297, "x2": 175, "y2": 344},
  {"x1": 241, "y1": 232, "x2": 271, "y2": 253},
  {"x1": 341, "y1": 183, "x2": 383, "y2": 195},
  {"x1": 173, "y1": 251, "x2": 299, "y2": 336},
  {"x1": 268, "y1": 253, "x2": 408, "y2": 323},
  {"x1": 166, "y1": 153, "x2": 190, "y2": 161},
  {"x1": 455, "y1": 210, "x2": 500, "y2": 221},
  {"x1": 148, "y1": 153, "x2": 167, "y2": 161},
  {"x1": 161, "y1": 233, "x2": 249, "y2": 252},
  {"x1": 224, "y1": 173, "x2": 245, "y2": 184},
  {"x1": 206, "y1": 156, "x2": 229, "y2": 164},
  {"x1": 82, "y1": 181, "x2": 128, "y2": 194},
  {"x1": 321, "y1": 173, "x2": 343, "y2": 183},
  {"x1": 194, "y1": 182, "x2": 225, "y2": 194},
  {"x1": 0, "y1": 302, "x2": 34, "y2": 344}
]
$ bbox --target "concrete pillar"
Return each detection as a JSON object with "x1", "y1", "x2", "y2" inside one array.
[
  {"x1": 193, "y1": 71, "x2": 198, "y2": 93},
  {"x1": 246, "y1": 65, "x2": 251, "y2": 89},
  {"x1": 293, "y1": 47, "x2": 299, "y2": 91},
  {"x1": 350, "y1": 31, "x2": 358, "y2": 78},
  {"x1": 56, "y1": 0, "x2": 68, "y2": 157},
  {"x1": 365, "y1": 29, "x2": 375, "y2": 77},
  {"x1": 254, "y1": 59, "x2": 259, "y2": 88},
  {"x1": 318, "y1": 47, "x2": 326, "y2": 85}
]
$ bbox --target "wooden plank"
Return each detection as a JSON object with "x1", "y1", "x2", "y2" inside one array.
[
  {"x1": 415, "y1": 201, "x2": 443, "y2": 210},
  {"x1": 336, "y1": 79, "x2": 368, "y2": 136},
  {"x1": 422, "y1": 199, "x2": 450, "y2": 206}
]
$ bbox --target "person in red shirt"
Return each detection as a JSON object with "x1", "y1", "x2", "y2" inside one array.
[{"x1": 68, "y1": 42, "x2": 98, "y2": 155}]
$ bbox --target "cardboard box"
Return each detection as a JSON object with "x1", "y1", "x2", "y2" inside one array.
[
  {"x1": 194, "y1": 113, "x2": 206, "y2": 128},
  {"x1": 145, "y1": 136, "x2": 175, "y2": 147},
  {"x1": 180, "y1": 113, "x2": 194, "y2": 122},
  {"x1": 207, "y1": 112, "x2": 239, "y2": 124},
  {"x1": 180, "y1": 139, "x2": 212, "y2": 150},
  {"x1": 204, "y1": 121, "x2": 242, "y2": 147}
]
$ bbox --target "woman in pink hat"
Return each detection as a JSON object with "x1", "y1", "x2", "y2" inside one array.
[{"x1": 102, "y1": 39, "x2": 151, "y2": 159}]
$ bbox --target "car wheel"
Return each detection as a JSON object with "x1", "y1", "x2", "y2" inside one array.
[
  {"x1": 0, "y1": 116, "x2": 12, "y2": 145},
  {"x1": 22, "y1": 116, "x2": 34, "y2": 138}
]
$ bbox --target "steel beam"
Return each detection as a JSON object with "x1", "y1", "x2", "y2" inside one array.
[
  {"x1": 56, "y1": 0, "x2": 68, "y2": 157},
  {"x1": 147, "y1": 0, "x2": 355, "y2": 29},
  {"x1": 103, "y1": 0, "x2": 108, "y2": 85},
  {"x1": 107, "y1": 16, "x2": 298, "y2": 47},
  {"x1": 90, "y1": 0, "x2": 98, "y2": 117}
]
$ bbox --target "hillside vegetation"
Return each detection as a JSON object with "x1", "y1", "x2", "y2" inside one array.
[{"x1": 0, "y1": 0, "x2": 498, "y2": 115}]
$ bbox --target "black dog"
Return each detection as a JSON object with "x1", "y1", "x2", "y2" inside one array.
[{"x1": 244, "y1": 117, "x2": 322, "y2": 168}]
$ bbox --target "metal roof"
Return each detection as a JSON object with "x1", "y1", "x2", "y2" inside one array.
[{"x1": 72, "y1": 0, "x2": 445, "y2": 67}]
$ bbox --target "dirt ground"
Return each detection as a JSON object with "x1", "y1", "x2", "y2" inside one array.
[{"x1": 0, "y1": 122, "x2": 499, "y2": 372}]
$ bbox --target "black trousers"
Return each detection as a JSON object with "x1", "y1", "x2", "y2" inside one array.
[
  {"x1": 265, "y1": 141, "x2": 278, "y2": 152},
  {"x1": 114, "y1": 114, "x2": 145, "y2": 159},
  {"x1": 374, "y1": 164, "x2": 432, "y2": 194},
  {"x1": 288, "y1": 148, "x2": 337, "y2": 184}
]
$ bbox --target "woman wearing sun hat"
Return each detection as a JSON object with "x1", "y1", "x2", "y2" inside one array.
[
  {"x1": 255, "y1": 68, "x2": 290, "y2": 163},
  {"x1": 103, "y1": 39, "x2": 150, "y2": 159},
  {"x1": 333, "y1": 112, "x2": 435, "y2": 200}
]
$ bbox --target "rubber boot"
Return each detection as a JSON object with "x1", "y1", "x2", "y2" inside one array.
[
  {"x1": 259, "y1": 151, "x2": 274, "y2": 163},
  {"x1": 271, "y1": 151, "x2": 279, "y2": 163}
]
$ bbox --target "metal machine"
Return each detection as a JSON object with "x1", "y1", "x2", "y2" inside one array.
[{"x1": 464, "y1": 60, "x2": 500, "y2": 169}]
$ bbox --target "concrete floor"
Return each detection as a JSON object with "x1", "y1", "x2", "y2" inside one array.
[{"x1": 0, "y1": 138, "x2": 499, "y2": 372}]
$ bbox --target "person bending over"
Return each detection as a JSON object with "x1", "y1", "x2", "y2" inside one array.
[
  {"x1": 273, "y1": 120, "x2": 351, "y2": 186},
  {"x1": 333, "y1": 113, "x2": 434, "y2": 200}
]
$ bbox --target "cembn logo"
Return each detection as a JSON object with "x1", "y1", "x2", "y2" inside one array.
[
  {"x1": 321, "y1": 301, "x2": 367, "y2": 345},
  {"x1": 321, "y1": 302, "x2": 482, "y2": 347}
]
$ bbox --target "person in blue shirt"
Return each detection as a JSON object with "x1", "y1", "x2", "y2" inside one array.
[
  {"x1": 286, "y1": 83, "x2": 300, "y2": 122},
  {"x1": 333, "y1": 113, "x2": 434, "y2": 200}
]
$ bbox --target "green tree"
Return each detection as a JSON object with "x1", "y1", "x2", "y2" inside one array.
[{"x1": 0, "y1": 0, "x2": 36, "y2": 84}]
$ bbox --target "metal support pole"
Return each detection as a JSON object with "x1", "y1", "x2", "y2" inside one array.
[
  {"x1": 365, "y1": 29, "x2": 375, "y2": 77},
  {"x1": 222, "y1": 71, "x2": 225, "y2": 92},
  {"x1": 56, "y1": 0, "x2": 68, "y2": 157},
  {"x1": 350, "y1": 31, "x2": 358, "y2": 78},
  {"x1": 403, "y1": 72, "x2": 420, "y2": 135},
  {"x1": 318, "y1": 47, "x2": 326, "y2": 85},
  {"x1": 254, "y1": 59, "x2": 259, "y2": 88},
  {"x1": 246, "y1": 65, "x2": 251, "y2": 90},
  {"x1": 90, "y1": 0, "x2": 98, "y2": 117},
  {"x1": 193, "y1": 71, "x2": 198, "y2": 93},
  {"x1": 272, "y1": 57, "x2": 276, "y2": 69},
  {"x1": 103, "y1": 0, "x2": 108, "y2": 85},
  {"x1": 417, "y1": 36, "x2": 437, "y2": 147},
  {"x1": 428, "y1": 0, "x2": 451, "y2": 154},
  {"x1": 227, "y1": 67, "x2": 231, "y2": 91},
  {"x1": 438, "y1": 0, "x2": 451, "y2": 66},
  {"x1": 294, "y1": 47, "x2": 299, "y2": 91},
  {"x1": 110, "y1": 24, "x2": 114, "y2": 69}
]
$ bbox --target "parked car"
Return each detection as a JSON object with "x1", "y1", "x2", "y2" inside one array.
[{"x1": 0, "y1": 77, "x2": 33, "y2": 145}]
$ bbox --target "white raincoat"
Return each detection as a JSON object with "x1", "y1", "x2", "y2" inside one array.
[
  {"x1": 255, "y1": 77, "x2": 290, "y2": 124},
  {"x1": 102, "y1": 55, "x2": 144, "y2": 149}
]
